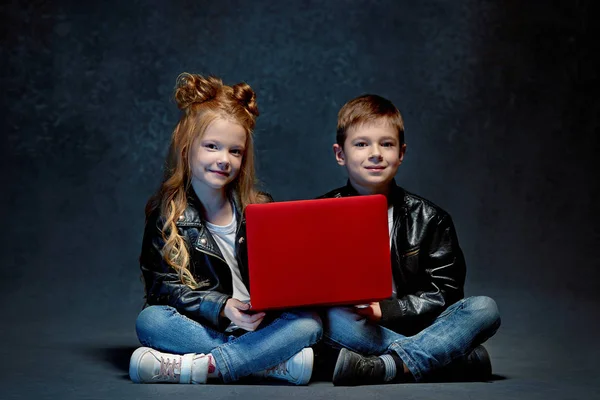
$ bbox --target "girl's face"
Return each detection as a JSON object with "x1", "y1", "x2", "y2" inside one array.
[{"x1": 189, "y1": 118, "x2": 247, "y2": 195}]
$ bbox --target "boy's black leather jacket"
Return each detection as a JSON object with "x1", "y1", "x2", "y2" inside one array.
[
  {"x1": 319, "y1": 181, "x2": 466, "y2": 334},
  {"x1": 139, "y1": 191, "x2": 254, "y2": 331}
]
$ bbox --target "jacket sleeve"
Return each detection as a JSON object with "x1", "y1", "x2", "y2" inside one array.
[
  {"x1": 139, "y1": 215, "x2": 231, "y2": 331},
  {"x1": 379, "y1": 213, "x2": 466, "y2": 330}
]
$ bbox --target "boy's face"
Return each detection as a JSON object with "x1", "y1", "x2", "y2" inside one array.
[{"x1": 333, "y1": 121, "x2": 406, "y2": 195}]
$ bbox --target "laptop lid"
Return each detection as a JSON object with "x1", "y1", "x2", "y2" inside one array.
[{"x1": 245, "y1": 194, "x2": 392, "y2": 311}]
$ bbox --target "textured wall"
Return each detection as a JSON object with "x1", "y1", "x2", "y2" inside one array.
[{"x1": 1, "y1": 1, "x2": 597, "y2": 327}]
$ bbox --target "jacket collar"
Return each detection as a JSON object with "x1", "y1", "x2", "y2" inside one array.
[
  {"x1": 176, "y1": 188, "x2": 243, "y2": 227},
  {"x1": 175, "y1": 188, "x2": 243, "y2": 261}
]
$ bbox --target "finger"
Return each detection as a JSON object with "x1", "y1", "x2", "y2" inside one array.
[
  {"x1": 231, "y1": 315, "x2": 251, "y2": 329},
  {"x1": 248, "y1": 312, "x2": 266, "y2": 323},
  {"x1": 232, "y1": 301, "x2": 250, "y2": 311},
  {"x1": 239, "y1": 320, "x2": 259, "y2": 332},
  {"x1": 240, "y1": 312, "x2": 266, "y2": 324},
  {"x1": 247, "y1": 316, "x2": 265, "y2": 331}
]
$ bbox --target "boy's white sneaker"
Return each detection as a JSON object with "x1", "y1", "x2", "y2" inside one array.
[
  {"x1": 253, "y1": 347, "x2": 314, "y2": 385},
  {"x1": 129, "y1": 347, "x2": 210, "y2": 384}
]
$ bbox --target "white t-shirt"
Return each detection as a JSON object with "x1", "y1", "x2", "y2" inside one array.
[
  {"x1": 205, "y1": 210, "x2": 250, "y2": 302},
  {"x1": 388, "y1": 206, "x2": 398, "y2": 298}
]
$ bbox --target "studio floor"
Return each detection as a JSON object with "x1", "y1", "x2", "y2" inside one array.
[{"x1": 2, "y1": 284, "x2": 597, "y2": 400}]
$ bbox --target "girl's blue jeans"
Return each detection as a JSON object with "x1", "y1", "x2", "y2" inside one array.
[
  {"x1": 135, "y1": 305, "x2": 322, "y2": 383},
  {"x1": 323, "y1": 296, "x2": 501, "y2": 382}
]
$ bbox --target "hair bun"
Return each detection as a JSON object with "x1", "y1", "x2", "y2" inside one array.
[
  {"x1": 174, "y1": 73, "x2": 223, "y2": 110},
  {"x1": 232, "y1": 82, "x2": 259, "y2": 117}
]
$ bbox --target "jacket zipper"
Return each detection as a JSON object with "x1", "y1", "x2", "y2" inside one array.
[
  {"x1": 403, "y1": 248, "x2": 420, "y2": 257},
  {"x1": 193, "y1": 244, "x2": 227, "y2": 264}
]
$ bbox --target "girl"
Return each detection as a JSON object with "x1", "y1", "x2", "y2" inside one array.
[{"x1": 129, "y1": 73, "x2": 322, "y2": 385}]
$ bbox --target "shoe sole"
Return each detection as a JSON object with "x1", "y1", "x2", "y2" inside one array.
[
  {"x1": 332, "y1": 348, "x2": 353, "y2": 386},
  {"x1": 129, "y1": 347, "x2": 152, "y2": 383},
  {"x1": 295, "y1": 347, "x2": 315, "y2": 385},
  {"x1": 471, "y1": 345, "x2": 492, "y2": 379}
]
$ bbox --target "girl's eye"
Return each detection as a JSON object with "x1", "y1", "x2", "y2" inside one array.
[
  {"x1": 230, "y1": 149, "x2": 243, "y2": 156},
  {"x1": 204, "y1": 143, "x2": 218, "y2": 150}
]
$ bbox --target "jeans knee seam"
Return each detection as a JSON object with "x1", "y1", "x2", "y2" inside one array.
[{"x1": 436, "y1": 298, "x2": 467, "y2": 320}]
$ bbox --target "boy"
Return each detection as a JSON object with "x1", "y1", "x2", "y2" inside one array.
[{"x1": 319, "y1": 94, "x2": 501, "y2": 386}]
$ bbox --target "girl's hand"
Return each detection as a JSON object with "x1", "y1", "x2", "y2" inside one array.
[
  {"x1": 222, "y1": 298, "x2": 266, "y2": 331},
  {"x1": 354, "y1": 302, "x2": 382, "y2": 322}
]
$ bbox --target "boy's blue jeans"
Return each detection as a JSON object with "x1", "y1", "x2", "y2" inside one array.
[
  {"x1": 324, "y1": 296, "x2": 501, "y2": 382},
  {"x1": 135, "y1": 305, "x2": 322, "y2": 383}
]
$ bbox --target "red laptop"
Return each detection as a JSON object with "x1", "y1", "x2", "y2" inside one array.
[{"x1": 245, "y1": 194, "x2": 392, "y2": 311}]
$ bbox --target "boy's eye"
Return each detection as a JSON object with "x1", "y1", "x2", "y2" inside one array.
[
  {"x1": 355, "y1": 142, "x2": 367, "y2": 147},
  {"x1": 382, "y1": 142, "x2": 395, "y2": 147}
]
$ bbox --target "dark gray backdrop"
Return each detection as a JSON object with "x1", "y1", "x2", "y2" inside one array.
[{"x1": 1, "y1": 1, "x2": 598, "y2": 399}]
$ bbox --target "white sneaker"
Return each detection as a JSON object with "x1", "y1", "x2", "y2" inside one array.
[
  {"x1": 129, "y1": 347, "x2": 210, "y2": 384},
  {"x1": 253, "y1": 347, "x2": 314, "y2": 385}
]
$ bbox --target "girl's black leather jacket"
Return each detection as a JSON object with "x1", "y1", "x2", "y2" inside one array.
[{"x1": 139, "y1": 191, "x2": 254, "y2": 331}]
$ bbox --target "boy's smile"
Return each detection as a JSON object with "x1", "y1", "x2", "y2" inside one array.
[{"x1": 333, "y1": 121, "x2": 406, "y2": 195}]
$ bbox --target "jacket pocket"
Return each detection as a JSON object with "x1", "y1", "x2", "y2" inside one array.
[{"x1": 401, "y1": 247, "x2": 420, "y2": 275}]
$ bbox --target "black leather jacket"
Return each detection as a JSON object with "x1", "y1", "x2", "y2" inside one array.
[
  {"x1": 319, "y1": 181, "x2": 466, "y2": 334},
  {"x1": 139, "y1": 191, "x2": 254, "y2": 331}
]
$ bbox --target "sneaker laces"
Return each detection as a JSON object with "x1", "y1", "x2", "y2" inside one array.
[
  {"x1": 158, "y1": 356, "x2": 181, "y2": 380},
  {"x1": 264, "y1": 362, "x2": 288, "y2": 377},
  {"x1": 357, "y1": 356, "x2": 381, "y2": 378}
]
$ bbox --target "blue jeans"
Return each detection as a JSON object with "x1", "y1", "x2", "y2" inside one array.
[
  {"x1": 324, "y1": 296, "x2": 501, "y2": 382},
  {"x1": 136, "y1": 305, "x2": 322, "y2": 383}
]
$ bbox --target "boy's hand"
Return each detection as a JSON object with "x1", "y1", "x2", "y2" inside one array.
[
  {"x1": 354, "y1": 302, "x2": 382, "y2": 322},
  {"x1": 222, "y1": 298, "x2": 266, "y2": 331}
]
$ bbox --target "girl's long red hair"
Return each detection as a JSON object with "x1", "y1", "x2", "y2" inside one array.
[{"x1": 145, "y1": 73, "x2": 268, "y2": 288}]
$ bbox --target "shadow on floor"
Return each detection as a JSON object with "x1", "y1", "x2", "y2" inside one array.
[{"x1": 84, "y1": 345, "x2": 137, "y2": 378}]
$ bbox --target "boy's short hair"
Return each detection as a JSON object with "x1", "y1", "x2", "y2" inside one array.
[{"x1": 336, "y1": 94, "x2": 405, "y2": 148}]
